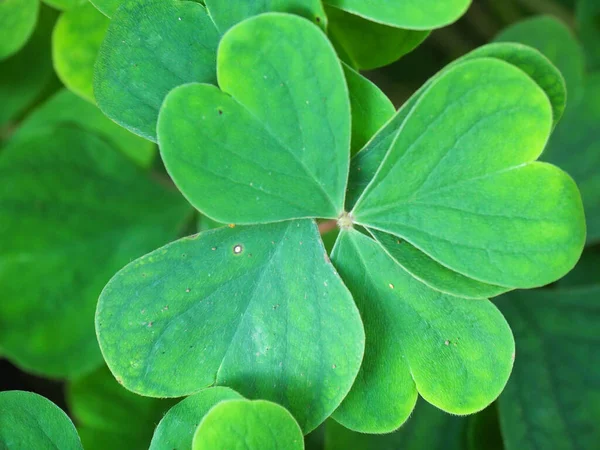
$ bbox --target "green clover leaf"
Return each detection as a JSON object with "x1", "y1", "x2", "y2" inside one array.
[
  {"x1": 331, "y1": 229, "x2": 514, "y2": 433},
  {"x1": 0, "y1": 391, "x2": 83, "y2": 450},
  {"x1": 350, "y1": 57, "x2": 584, "y2": 289},
  {"x1": 193, "y1": 399, "x2": 304, "y2": 450},
  {"x1": 96, "y1": 219, "x2": 365, "y2": 433},
  {"x1": 94, "y1": 0, "x2": 220, "y2": 141},
  {"x1": 158, "y1": 13, "x2": 350, "y2": 223}
]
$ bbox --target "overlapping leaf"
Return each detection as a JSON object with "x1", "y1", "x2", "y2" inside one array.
[
  {"x1": 158, "y1": 13, "x2": 350, "y2": 223},
  {"x1": 150, "y1": 387, "x2": 243, "y2": 450},
  {"x1": 323, "y1": 0, "x2": 471, "y2": 30},
  {"x1": 0, "y1": 126, "x2": 190, "y2": 378},
  {"x1": 351, "y1": 57, "x2": 584, "y2": 289},
  {"x1": 94, "y1": 0, "x2": 220, "y2": 141},
  {"x1": 206, "y1": 0, "x2": 327, "y2": 32},
  {"x1": 0, "y1": 0, "x2": 39, "y2": 60},
  {"x1": 0, "y1": 5, "x2": 57, "y2": 127},
  {"x1": 53, "y1": 2, "x2": 109, "y2": 103},
  {"x1": 67, "y1": 366, "x2": 172, "y2": 450},
  {"x1": 97, "y1": 220, "x2": 364, "y2": 433},
  {"x1": 193, "y1": 399, "x2": 304, "y2": 450},
  {"x1": 0, "y1": 391, "x2": 83, "y2": 449},
  {"x1": 326, "y1": 6, "x2": 429, "y2": 70},
  {"x1": 330, "y1": 229, "x2": 514, "y2": 433},
  {"x1": 496, "y1": 286, "x2": 600, "y2": 450}
]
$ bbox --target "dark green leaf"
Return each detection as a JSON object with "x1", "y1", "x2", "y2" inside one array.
[
  {"x1": 327, "y1": 6, "x2": 429, "y2": 70},
  {"x1": 496, "y1": 286, "x2": 600, "y2": 450},
  {"x1": 0, "y1": 126, "x2": 190, "y2": 378},
  {"x1": 577, "y1": 0, "x2": 600, "y2": 70},
  {"x1": 67, "y1": 366, "x2": 172, "y2": 450}
]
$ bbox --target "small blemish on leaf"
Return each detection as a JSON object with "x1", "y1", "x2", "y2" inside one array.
[
  {"x1": 185, "y1": 288, "x2": 191, "y2": 293},
  {"x1": 147, "y1": 322, "x2": 153, "y2": 328},
  {"x1": 218, "y1": 109, "x2": 223, "y2": 115},
  {"x1": 445, "y1": 340, "x2": 450, "y2": 346},
  {"x1": 181, "y1": 253, "x2": 186, "y2": 258},
  {"x1": 141, "y1": 309, "x2": 146, "y2": 315},
  {"x1": 162, "y1": 305, "x2": 169, "y2": 311},
  {"x1": 228, "y1": 224, "x2": 235, "y2": 228},
  {"x1": 389, "y1": 283, "x2": 394, "y2": 289},
  {"x1": 233, "y1": 244, "x2": 243, "y2": 254},
  {"x1": 324, "y1": 281, "x2": 328, "y2": 287},
  {"x1": 211, "y1": 247, "x2": 217, "y2": 251},
  {"x1": 273, "y1": 304, "x2": 279, "y2": 310},
  {"x1": 315, "y1": 16, "x2": 321, "y2": 23},
  {"x1": 332, "y1": 364, "x2": 337, "y2": 369}
]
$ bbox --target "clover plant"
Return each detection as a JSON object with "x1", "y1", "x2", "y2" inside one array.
[{"x1": 1, "y1": 0, "x2": 599, "y2": 449}]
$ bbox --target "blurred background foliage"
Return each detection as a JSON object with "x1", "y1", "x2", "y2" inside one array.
[{"x1": 1, "y1": 0, "x2": 598, "y2": 449}]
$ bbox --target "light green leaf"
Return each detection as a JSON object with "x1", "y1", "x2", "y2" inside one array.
[
  {"x1": 496, "y1": 286, "x2": 600, "y2": 450},
  {"x1": 343, "y1": 64, "x2": 395, "y2": 155},
  {"x1": 94, "y1": 0, "x2": 220, "y2": 141},
  {"x1": 53, "y1": 2, "x2": 109, "y2": 103},
  {"x1": 371, "y1": 230, "x2": 509, "y2": 299},
  {"x1": 158, "y1": 13, "x2": 350, "y2": 224},
  {"x1": 327, "y1": 6, "x2": 429, "y2": 70},
  {"x1": 578, "y1": 0, "x2": 600, "y2": 70},
  {"x1": 193, "y1": 399, "x2": 304, "y2": 450},
  {"x1": 325, "y1": 399, "x2": 469, "y2": 450},
  {"x1": 89, "y1": 0, "x2": 123, "y2": 17},
  {"x1": 67, "y1": 366, "x2": 172, "y2": 450},
  {"x1": 0, "y1": 0, "x2": 38, "y2": 61},
  {"x1": 0, "y1": 5, "x2": 57, "y2": 126},
  {"x1": 0, "y1": 391, "x2": 83, "y2": 450},
  {"x1": 43, "y1": 0, "x2": 86, "y2": 11},
  {"x1": 149, "y1": 387, "x2": 243, "y2": 450},
  {"x1": 323, "y1": 0, "x2": 471, "y2": 30},
  {"x1": 352, "y1": 58, "x2": 585, "y2": 289},
  {"x1": 346, "y1": 42, "x2": 568, "y2": 210},
  {"x1": 205, "y1": 0, "x2": 326, "y2": 32},
  {"x1": 9, "y1": 89, "x2": 155, "y2": 168},
  {"x1": 330, "y1": 229, "x2": 514, "y2": 433},
  {"x1": 0, "y1": 126, "x2": 191, "y2": 378},
  {"x1": 495, "y1": 16, "x2": 585, "y2": 103},
  {"x1": 96, "y1": 219, "x2": 365, "y2": 433}
]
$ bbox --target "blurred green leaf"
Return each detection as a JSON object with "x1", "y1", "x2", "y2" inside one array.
[
  {"x1": 558, "y1": 249, "x2": 600, "y2": 288},
  {"x1": 0, "y1": 0, "x2": 38, "y2": 61},
  {"x1": 67, "y1": 366, "x2": 172, "y2": 450},
  {"x1": 577, "y1": 0, "x2": 600, "y2": 70},
  {"x1": 496, "y1": 286, "x2": 600, "y2": 450},
  {"x1": 149, "y1": 387, "x2": 243, "y2": 450},
  {"x1": 0, "y1": 125, "x2": 191, "y2": 378},
  {"x1": 9, "y1": 89, "x2": 155, "y2": 167},
  {"x1": 0, "y1": 4, "x2": 57, "y2": 127},
  {"x1": 0, "y1": 391, "x2": 83, "y2": 449},
  {"x1": 158, "y1": 14, "x2": 350, "y2": 223},
  {"x1": 330, "y1": 229, "x2": 514, "y2": 432},
  {"x1": 323, "y1": 0, "x2": 471, "y2": 30},
  {"x1": 53, "y1": 2, "x2": 109, "y2": 103},
  {"x1": 96, "y1": 220, "x2": 364, "y2": 433},
  {"x1": 326, "y1": 6, "x2": 429, "y2": 70},
  {"x1": 495, "y1": 16, "x2": 585, "y2": 103},
  {"x1": 94, "y1": 0, "x2": 220, "y2": 141},
  {"x1": 192, "y1": 399, "x2": 304, "y2": 450},
  {"x1": 352, "y1": 58, "x2": 584, "y2": 289},
  {"x1": 325, "y1": 399, "x2": 468, "y2": 450}
]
